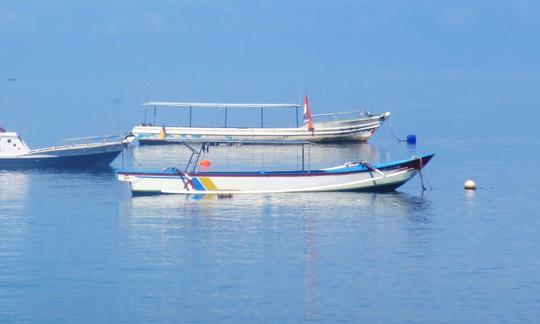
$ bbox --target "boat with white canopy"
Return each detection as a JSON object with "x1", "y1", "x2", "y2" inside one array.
[
  {"x1": 132, "y1": 97, "x2": 390, "y2": 144},
  {"x1": 0, "y1": 128, "x2": 134, "y2": 169},
  {"x1": 117, "y1": 141, "x2": 433, "y2": 195}
]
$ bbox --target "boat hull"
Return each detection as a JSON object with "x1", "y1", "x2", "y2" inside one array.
[
  {"x1": 118, "y1": 154, "x2": 433, "y2": 195},
  {"x1": 0, "y1": 143, "x2": 125, "y2": 169},
  {"x1": 133, "y1": 115, "x2": 387, "y2": 145}
]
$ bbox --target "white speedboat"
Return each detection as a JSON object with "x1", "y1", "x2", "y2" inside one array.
[
  {"x1": 0, "y1": 129, "x2": 134, "y2": 169},
  {"x1": 132, "y1": 99, "x2": 390, "y2": 145}
]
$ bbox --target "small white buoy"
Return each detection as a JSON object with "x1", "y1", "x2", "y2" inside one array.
[{"x1": 464, "y1": 180, "x2": 476, "y2": 190}]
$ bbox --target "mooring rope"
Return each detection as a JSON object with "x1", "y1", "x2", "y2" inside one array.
[
  {"x1": 421, "y1": 158, "x2": 432, "y2": 191},
  {"x1": 416, "y1": 156, "x2": 432, "y2": 192},
  {"x1": 385, "y1": 118, "x2": 407, "y2": 143},
  {"x1": 418, "y1": 158, "x2": 426, "y2": 191}
]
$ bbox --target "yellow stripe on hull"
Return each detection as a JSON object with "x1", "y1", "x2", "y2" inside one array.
[{"x1": 198, "y1": 177, "x2": 219, "y2": 191}]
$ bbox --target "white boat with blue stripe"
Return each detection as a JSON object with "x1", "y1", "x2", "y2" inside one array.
[{"x1": 117, "y1": 142, "x2": 434, "y2": 195}]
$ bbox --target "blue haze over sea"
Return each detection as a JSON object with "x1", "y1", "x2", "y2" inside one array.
[{"x1": 1, "y1": 1, "x2": 540, "y2": 322}]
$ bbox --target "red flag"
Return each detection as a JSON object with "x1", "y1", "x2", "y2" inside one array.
[{"x1": 303, "y1": 95, "x2": 314, "y2": 131}]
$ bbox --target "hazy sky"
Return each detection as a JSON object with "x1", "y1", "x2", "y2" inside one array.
[{"x1": 1, "y1": 0, "x2": 539, "y2": 143}]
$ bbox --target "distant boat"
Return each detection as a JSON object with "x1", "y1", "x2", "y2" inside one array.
[
  {"x1": 117, "y1": 141, "x2": 434, "y2": 195},
  {"x1": 0, "y1": 129, "x2": 134, "y2": 169},
  {"x1": 132, "y1": 98, "x2": 390, "y2": 145}
]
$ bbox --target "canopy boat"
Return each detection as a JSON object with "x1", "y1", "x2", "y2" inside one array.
[
  {"x1": 0, "y1": 129, "x2": 134, "y2": 169},
  {"x1": 117, "y1": 142, "x2": 434, "y2": 195},
  {"x1": 132, "y1": 99, "x2": 390, "y2": 145}
]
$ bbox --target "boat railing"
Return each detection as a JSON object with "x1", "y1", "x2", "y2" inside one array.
[
  {"x1": 311, "y1": 110, "x2": 374, "y2": 121},
  {"x1": 58, "y1": 134, "x2": 124, "y2": 145},
  {"x1": 28, "y1": 135, "x2": 125, "y2": 153}
]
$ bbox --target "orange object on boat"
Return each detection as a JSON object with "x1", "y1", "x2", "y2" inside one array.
[{"x1": 199, "y1": 159, "x2": 211, "y2": 167}]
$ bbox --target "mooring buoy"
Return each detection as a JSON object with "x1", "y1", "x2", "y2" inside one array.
[{"x1": 464, "y1": 180, "x2": 476, "y2": 190}]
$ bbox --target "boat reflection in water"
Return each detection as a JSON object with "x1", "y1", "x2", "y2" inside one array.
[
  {"x1": 120, "y1": 191, "x2": 431, "y2": 224},
  {"x1": 0, "y1": 171, "x2": 30, "y2": 300},
  {"x1": 0, "y1": 171, "x2": 29, "y2": 209},
  {"x1": 118, "y1": 190, "x2": 431, "y2": 320}
]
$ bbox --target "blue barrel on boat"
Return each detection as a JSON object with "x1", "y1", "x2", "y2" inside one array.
[{"x1": 406, "y1": 134, "x2": 416, "y2": 144}]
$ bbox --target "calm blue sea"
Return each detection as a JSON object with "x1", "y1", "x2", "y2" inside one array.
[
  {"x1": 0, "y1": 125, "x2": 540, "y2": 323},
  {"x1": 1, "y1": 84, "x2": 540, "y2": 322},
  {"x1": 3, "y1": 0, "x2": 540, "y2": 320}
]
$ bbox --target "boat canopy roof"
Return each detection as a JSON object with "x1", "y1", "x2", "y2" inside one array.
[{"x1": 142, "y1": 102, "x2": 300, "y2": 109}]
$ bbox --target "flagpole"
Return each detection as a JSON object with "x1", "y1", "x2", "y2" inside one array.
[{"x1": 303, "y1": 86, "x2": 314, "y2": 131}]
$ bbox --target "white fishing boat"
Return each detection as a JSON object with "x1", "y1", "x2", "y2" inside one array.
[
  {"x1": 0, "y1": 128, "x2": 134, "y2": 169},
  {"x1": 117, "y1": 142, "x2": 433, "y2": 195},
  {"x1": 132, "y1": 97, "x2": 390, "y2": 144}
]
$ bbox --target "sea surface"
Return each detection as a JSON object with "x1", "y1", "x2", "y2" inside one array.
[{"x1": 1, "y1": 112, "x2": 540, "y2": 322}]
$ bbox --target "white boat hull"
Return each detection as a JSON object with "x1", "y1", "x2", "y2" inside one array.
[
  {"x1": 117, "y1": 154, "x2": 433, "y2": 195},
  {"x1": 132, "y1": 114, "x2": 389, "y2": 144}
]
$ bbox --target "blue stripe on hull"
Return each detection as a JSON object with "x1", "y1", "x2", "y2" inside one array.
[
  {"x1": 190, "y1": 178, "x2": 206, "y2": 191},
  {"x1": 0, "y1": 151, "x2": 122, "y2": 170}
]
